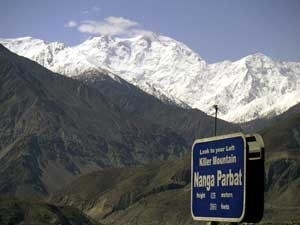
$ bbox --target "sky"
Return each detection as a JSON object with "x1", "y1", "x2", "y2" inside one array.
[{"x1": 0, "y1": 0, "x2": 299, "y2": 63}]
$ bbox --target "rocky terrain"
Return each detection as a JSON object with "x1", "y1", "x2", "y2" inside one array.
[
  {"x1": 0, "y1": 44, "x2": 239, "y2": 198},
  {"x1": 0, "y1": 197, "x2": 101, "y2": 225},
  {"x1": 49, "y1": 105, "x2": 300, "y2": 224}
]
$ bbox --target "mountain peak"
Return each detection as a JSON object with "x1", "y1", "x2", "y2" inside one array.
[
  {"x1": 133, "y1": 32, "x2": 161, "y2": 42},
  {"x1": 232, "y1": 52, "x2": 275, "y2": 71},
  {"x1": 83, "y1": 35, "x2": 114, "y2": 45},
  {"x1": 238, "y1": 52, "x2": 270, "y2": 62},
  {"x1": 3, "y1": 36, "x2": 46, "y2": 45}
]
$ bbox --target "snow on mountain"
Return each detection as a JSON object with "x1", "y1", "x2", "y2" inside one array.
[
  {"x1": 0, "y1": 36, "x2": 112, "y2": 77},
  {"x1": 205, "y1": 54, "x2": 300, "y2": 122},
  {"x1": 1, "y1": 35, "x2": 300, "y2": 122}
]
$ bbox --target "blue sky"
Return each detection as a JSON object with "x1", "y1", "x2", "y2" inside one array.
[{"x1": 1, "y1": 0, "x2": 299, "y2": 63}]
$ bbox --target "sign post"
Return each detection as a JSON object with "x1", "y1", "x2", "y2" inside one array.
[{"x1": 191, "y1": 132, "x2": 264, "y2": 223}]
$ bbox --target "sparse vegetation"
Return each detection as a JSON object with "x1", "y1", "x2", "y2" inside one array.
[{"x1": 0, "y1": 197, "x2": 101, "y2": 225}]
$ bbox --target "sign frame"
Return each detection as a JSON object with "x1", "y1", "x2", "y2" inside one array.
[{"x1": 191, "y1": 132, "x2": 247, "y2": 222}]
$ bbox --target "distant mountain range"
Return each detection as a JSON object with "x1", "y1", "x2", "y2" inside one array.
[{"x1": 1, "y1": 34, "x2": 300, "y2": 122}]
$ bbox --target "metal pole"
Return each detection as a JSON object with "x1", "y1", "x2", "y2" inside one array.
[
  {"x1": 213, "y1": 105, "x2": 218, "y2": 136},
  {"x1": 209, "y1": 105, "x2": 218, "y2": 225}
]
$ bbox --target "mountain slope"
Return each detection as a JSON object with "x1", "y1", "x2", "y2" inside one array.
[
  {"x1": 0, "y1": 44, "x2": 188, "y2": 197},
  {"x1": 50, "y1": 110, "x2": 300, "y2": 224},
  {"x1": 241, "y1": 102, "x2": 300, "y2": 133},
  {"x1": 0, "y1": 197, "x2": 101, "y2": 225},
  {"x1": 50, "y1": 157, "x2": 192, "y2": 224},
  {"x1": 261, "y1": 110, "x2": 300, "y2": 211},
  {"x1": 1, "y1": 35, "x2": 300, "y2": 122},
  {"x1": 78, "y1": 73, "x2": 241, "y2": 144}
]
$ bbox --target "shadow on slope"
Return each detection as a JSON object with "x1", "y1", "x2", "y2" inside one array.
[
  {"x1": 50, "y1": 110, "x2": 300, "y2": 224},
  {"x1": 0, "y1": 44, "x2": 188, "y2": 197},
  {"x1": 0, "y1": 197, "x2": 101, "y2": 225},
  {"x1": 78, "y1": 73, "x2": 241, "y2": 145}
]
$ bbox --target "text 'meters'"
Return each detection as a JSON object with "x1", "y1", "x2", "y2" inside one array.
[{"x1": 191, "y1": 133, "x2": 246, "y2": 222}]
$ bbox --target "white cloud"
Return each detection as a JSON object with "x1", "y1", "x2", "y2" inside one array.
[
  {"x1": 77, "y1": 17, "x2": 148, "y2": 36},
  {"x1": 65, "y1": 20, "x2": 77, "y2": 28},
  {"x1": 105, "y1": 17, "x2": 138, "y2": 28}
]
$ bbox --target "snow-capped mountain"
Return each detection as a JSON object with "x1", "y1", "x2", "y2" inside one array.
[
  {"x1": 1, "y1": 34, "x2": 300, "y2": 122},
  {"x1": 207, "y1": 54, "x2": 300, "y2": 122}
]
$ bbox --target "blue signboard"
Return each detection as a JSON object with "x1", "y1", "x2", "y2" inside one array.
[{"x1": 191, "y1": 133, "x2": 246, "y2": 222}]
